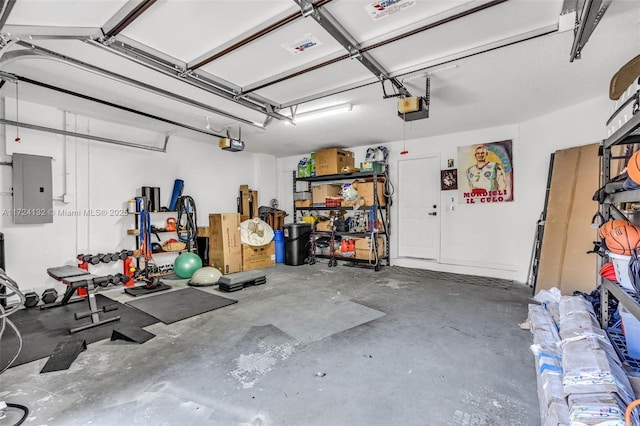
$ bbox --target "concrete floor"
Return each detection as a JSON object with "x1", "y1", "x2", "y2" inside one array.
[{"x1": 1, "y1": 263, "x2": 539, "y2": 426}]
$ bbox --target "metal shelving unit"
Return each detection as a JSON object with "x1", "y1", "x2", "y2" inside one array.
[
  {"x1": 600, "y1": 112, "x2": 640, "y2": 329},
  {"x1": 130, "y1": 210, "x2": 195, "y2": 277},
  {"x1": 292, "y1": 169, "x2": 391, "y2": 271}
]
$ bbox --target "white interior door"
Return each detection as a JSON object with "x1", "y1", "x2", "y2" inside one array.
[{"x1": 398, "y1": 156, "x2": 440, "y2": 260}]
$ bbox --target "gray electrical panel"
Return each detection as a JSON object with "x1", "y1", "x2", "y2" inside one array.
[{"x1": 12, "y1": 153, "x2": 53, "y2": 224}]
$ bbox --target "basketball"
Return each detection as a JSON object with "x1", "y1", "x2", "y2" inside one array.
[
  {"x1": 605, "y1": 222, "x2": 640, "y2": 255},
  {"x1": 628, "y1": 151, "x2": 640, "y2": 184},
  {"x1": 599, "y1": 219, "x2": 630, "y2": 239}
]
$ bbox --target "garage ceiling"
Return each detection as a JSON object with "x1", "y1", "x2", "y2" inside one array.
[{"x1": 0, "y1": 0, "x2": 638, "y2": 157}]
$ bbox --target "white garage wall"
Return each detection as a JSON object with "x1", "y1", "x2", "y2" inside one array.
[
  {"x1": 0, "y1": 99, "x2": 276, "y2": 295},
  {"x1": 0, "y1": 94, "x2": 611, "y2": 296},
  {"x1": 277, "y1": 95, "x2": 611, "y2": 284}
]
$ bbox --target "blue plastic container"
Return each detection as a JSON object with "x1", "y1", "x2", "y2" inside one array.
[
  {"x1": 274, "y1": 230, "x2": 285, "y2": 264},
  {"x1": 168, "y1": 179, "x2": 184, "y2": 211}
]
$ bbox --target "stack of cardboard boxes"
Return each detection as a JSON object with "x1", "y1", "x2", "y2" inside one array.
[
  {"x1": 203, "y1": 213, "x2": 275, "y2": 275},
  {"x1": 300, "y1": 148, "x2": 385, "y2": 208}
]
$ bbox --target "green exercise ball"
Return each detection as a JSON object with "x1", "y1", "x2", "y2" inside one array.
[{"x1": 173, "y1": 252, "x2": 203, "y2": 279}]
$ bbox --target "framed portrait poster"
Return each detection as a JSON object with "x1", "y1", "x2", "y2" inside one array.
[{"x1": 457, "y1": 140, "x2": 513, "y2": 204}]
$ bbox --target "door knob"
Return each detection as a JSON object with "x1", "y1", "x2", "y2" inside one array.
[
  {"x1": 432, "y1": 204, "x2": 437, "y2": 208},
  {"x1": 428, "y1": 212, "x2": 437, "y2": 216}
]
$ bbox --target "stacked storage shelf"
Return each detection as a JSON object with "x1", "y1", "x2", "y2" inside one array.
[
  {"x1": 598, "y1": 105, "x2": 640, "y2": 415},
  {"x1": 599, "y1": 111, "x2": 640, "y2": 328},
  {"x1": 292, "y1": 170, "x2": 391, "y2": 271}
]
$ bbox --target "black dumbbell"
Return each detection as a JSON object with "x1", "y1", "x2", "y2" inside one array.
[
  {"x1": 109, "y1": 253, "x2": 120, "y2": 262},
  {"x1": 89, "y1": 253, "x2": 104, "y2": 265},
  {"x1": 24, "y1": 291, "x2": 40, "y2": 308},
  {"x1": 93, "y1": 276, "x2": 109, "y2": 287},
  {"x1": 75, "y1": 303, "x2": 120, "y2": 321},
  {"x1": 112, "y1": 273, "x2": 128, "y2": 285},
  {"x1": 118, "y1": 250, "x2": 133, "y2": 260},
  {"x1": 41, "y1": 288, "x2": 58, "y2": 304},
  {"x1": 77, "y1": 254, "x2": 92, "y2": 263},
  {"x1": 100, "y1": 253, "x2": 114, "y2": 264}
]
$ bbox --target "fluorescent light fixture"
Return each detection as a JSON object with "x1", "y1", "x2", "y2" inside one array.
[{"x1": 287, "y1": 103, "x2": 353, "y2": 124}]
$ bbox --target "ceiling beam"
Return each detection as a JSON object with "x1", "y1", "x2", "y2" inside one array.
[
  {"x1": 103, "y1": 0, "x2": 157, "y2": 39},
  {"x1": 87, "y1": 38, "x2": 292, "y2": 124},
  {"x1": 569, "y1": 0, "x2": 612, "y2": 62},
  {"x1": 0, "y1": 0, "x2": 16, "y2": 34},
  {"x1": 293, "y1": 0, "x2": 411, "y2": 97},
  {"x1": 2, "y1": 25, "x2": 102, "y2": 40}
]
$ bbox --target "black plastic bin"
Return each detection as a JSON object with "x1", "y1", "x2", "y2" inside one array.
[{"x1": 283, "y1": 223, "x2": 311, "y2": 266}]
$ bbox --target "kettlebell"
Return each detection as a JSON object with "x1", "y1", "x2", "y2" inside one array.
[
  {"x1": 152, "y1": 242, "x2": 163, "y2": 253},
  {"x1": 166, "y1": 217, "x2": 177, "y2": 232}
]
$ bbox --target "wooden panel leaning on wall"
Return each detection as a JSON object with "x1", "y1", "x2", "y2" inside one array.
[{"x1": 536, "y1": 143, "x2": 600, "y2": 295}]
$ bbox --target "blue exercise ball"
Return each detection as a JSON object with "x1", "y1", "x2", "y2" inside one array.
[{"x1": 173, "y1": 252, "x2": 203, "y2": 279}]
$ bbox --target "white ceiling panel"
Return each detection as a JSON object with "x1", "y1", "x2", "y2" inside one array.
[
  {"x1": 120, "y1": 0, "x2": 296, "y2": 62},
  {"x1": 199, "y1": 18, "x2": 346, "y2": 88},
  {"x1": 325, "y1": 0, "x2": 473, "y2": 43},
  {"x1": 254, "y1": 58, "x2": 375, "y2": 105},
  {"x1": 7, "y1": 0, "x2": 129, "y2": 27},
  {"x1": 368, "y1": 0, "x2": 562, "y2": 74}
]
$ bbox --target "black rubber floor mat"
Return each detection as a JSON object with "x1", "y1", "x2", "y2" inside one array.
[
  {"x1": 124, "y1": 282, "x2": 171, "y2": 297},
  {"x1": 111, "y1": 326, "x2": 155, "y2": 344},
  {"x1": 125, "y1": 287, "x2": 237, "y2": 324},
  {"x1": 40, "y1": 339, "x2": 87, "y2": 373},
  {"x1": 0, "y1": 294, "x2": 159, "y2": 369}
]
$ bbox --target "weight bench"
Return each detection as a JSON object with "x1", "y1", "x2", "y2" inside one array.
[{"x1": 45, "y1": 265, "x2": 121, "y2": 334}]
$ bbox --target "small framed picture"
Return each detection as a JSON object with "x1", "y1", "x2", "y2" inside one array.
[
  {"x1": 441, "y1": 169, "x2": 458, "y2": 191},
  {"x1": 447, "y1": 158, "x2": 454, "y2": 168}
]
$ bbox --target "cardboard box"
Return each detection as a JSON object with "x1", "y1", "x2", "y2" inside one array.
[
  {"x1": 354, "y1": 180, "x2": 386, "y2": 206},
  {"x1": 398, "y1": 96, "x2": 420, "y2": 113},
  {"x1": 294, "y1": 191, "x2": 312, "y2": 200},
  {"x1": 295, "y1": 199, "x2": 313, "y2": 208},
  {"x1": 354, "y1": 236, "x2": 385, "y2": 260},
  {"x1": 316, "y1": 219, "x2": 332, "y2": 231},
  {"x1": 360, "y1": 161, "x2": 384, "y2": 173},
  {"x1": 312, "y1": 184, "x2": 342, "y2": 205},
  {"x1": 208, "y1": 213, "x2": 242, "y2": 274},
  {"x1": 242, "y1": 242, "x2": 275, "y2": 271},
  {"x1": 315, "y1": 148, "x2": 355, "y2": 176}
]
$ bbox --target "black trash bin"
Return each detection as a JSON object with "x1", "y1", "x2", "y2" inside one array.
[{"x1": 283, "y1": 223, "x2": 311, "y2": 266}]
